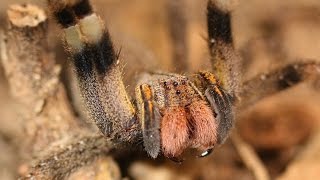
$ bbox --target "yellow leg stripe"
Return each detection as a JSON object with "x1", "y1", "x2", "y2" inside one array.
[
  {"x1": 79, "y1": 13, "x2": 104, "y2": 43},
  {"x1": 64, "y1": 25, "x2": 84, "y2": 51}
]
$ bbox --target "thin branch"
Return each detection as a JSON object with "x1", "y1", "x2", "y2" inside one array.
[
  {"x1": 277, "y1": 127, "x2": 320, "y2": 180},
  {"x1": 231, "y1": 132, "x2": 270, "y2": 180},
  {"x1": 22, "y1": 134, "x2": 115, "y2": 179}
]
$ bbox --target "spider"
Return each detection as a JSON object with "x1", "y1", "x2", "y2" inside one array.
[
  {"x1": 49, "y1": 0, "x2": 238, "y2": 159},
  {"x1": 47, "y1": 0, "x2": 238, "y2": 160}
]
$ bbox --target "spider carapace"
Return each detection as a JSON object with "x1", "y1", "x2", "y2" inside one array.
[{"x1": 48, "y1": 0, "x2": 238, "y2": 160}]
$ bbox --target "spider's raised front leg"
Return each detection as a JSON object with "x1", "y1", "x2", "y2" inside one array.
[
  {"x1": 207, "y1": 0, "x2": 241, "y2": 96},
  {"x1": 194, "y1": 0, "x2": 241, "y2": 144},
  {"x1": 48, "y1": 0, "x2": 140, "y2": 143}
]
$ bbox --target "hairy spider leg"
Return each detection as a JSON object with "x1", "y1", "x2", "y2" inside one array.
[
  {"x1": 135, "y1": 84, "x2": 161, "y2": 158},
  {"x1": 207, "y1": 0, "x2": 241, "y2": 95},
  {"x1": 72, "y1": 0, "x2": 138, "y2": 141},
  {"x1": 49, "y1": 0, "x2": 139, "y2": 142},
  {"x1": 48, "y1": 1, "x2": 112, "y2": 135}
]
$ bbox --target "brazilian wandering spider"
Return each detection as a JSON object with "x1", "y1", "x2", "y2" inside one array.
[
  {"x1": 48, "y1": 0, "x2": 240, "y2": 161},
  {"x1": 49, "y1": 0, "x2": 238, "y2": 159}
]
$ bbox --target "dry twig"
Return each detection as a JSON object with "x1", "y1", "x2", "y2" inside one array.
[
  {"x1": 277, "y1": 128, "x2": 320, "y2": 180},
  {"x1": 231, "y1": 132, "x2": 270, "y2": 180}
]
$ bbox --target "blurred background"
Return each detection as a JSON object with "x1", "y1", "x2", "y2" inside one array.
[{"x1": 1, "y1": 0, "x2": 320, "y2": 179}]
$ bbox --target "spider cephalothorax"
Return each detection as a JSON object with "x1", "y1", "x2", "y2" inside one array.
[{"x1": 48, "y1": 0, "x2": 237, "y2": 160}]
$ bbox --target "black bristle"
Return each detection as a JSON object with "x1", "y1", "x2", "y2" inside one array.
[
  {"x1": 207, "y1": 2, "x2": 232, "y2": 44},
  {"x1": 73, "y1": 0, "x2": 93, "y2": 18},
  {"x1": 55, "y1": 7, "x2": 76, "y2": 28},
  {"x1": 73, "y1": 48, "x2": 94, "y2": 78},
  {"x1": 92, "y1": 33, "x2": 116, "y2": 75},
  {"x1": 73, "y1": 48, "x2": 114, "y2": 137}
]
